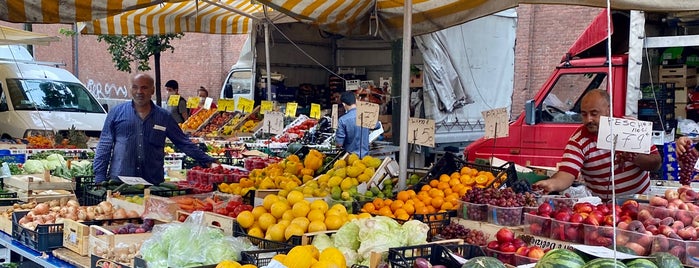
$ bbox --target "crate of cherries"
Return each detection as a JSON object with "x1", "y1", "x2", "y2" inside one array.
[{"x1": 460, "y1": 187, "x2": 538, "y2": 224}]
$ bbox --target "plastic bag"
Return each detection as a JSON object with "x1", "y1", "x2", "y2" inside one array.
[{"x1": 679, "y1": 118, "x2": 699, "y2": 136}]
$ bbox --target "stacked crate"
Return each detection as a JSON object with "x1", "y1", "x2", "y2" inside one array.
[
  {"x1": 659, "y1": 65, "x2": 697, "y2": 119},
  {"x1": 638, "y1": 84, "x2": 676, "y2": 132}
]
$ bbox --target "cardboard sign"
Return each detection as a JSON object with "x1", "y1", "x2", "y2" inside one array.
[
  {"x1": 261, "y1": 100, "x2": 273, "y2": 114},
  {"x1": 186, "y1": 97, "x2": 200, "y2": 108},
  {"x1": 118, "y1": 176, "x2": 152, "y2": 186},
  {"x1": 356, "y1": 101, "x2": 379, "y2": 129},
  {"x1": 332, "y1": 104, "x2": 338, "y2": 129},
  {"x1": 571, "y1": 245, "x2": 647, "y2": 260},
  {"x1": 597, "y1": 116, "x2": 653, "y2": 154},
  {"x1": 345, "y1": 80, "x2": 360, "y2": 91},
  {"x1": 310, "y1": 103, "x2": 321, "y2": 119},
  {"x1": 218, "y1": 99, "x2": 235, "y2": 112},
  {"x1": 286, "y1": 102, "x2": 298, "y2": 117},
  {"x1": 237, "y1": 97, "x2": 254, "y2": 113},
  {"x1": 203, "y1": 97, "x2": 213, "y2": 110},
  {"x1": 408, "y1": 117, "x2": 435, "y2": 147},
  {"x1": 482, "y1": 107, "x2": 509, "y2": 139},
  {"x1": 262, "y1": 111, "x2": 284, "y2": 135},
  {"x1": 167, "y1": 95, "x2": 180, "y2": 106}
]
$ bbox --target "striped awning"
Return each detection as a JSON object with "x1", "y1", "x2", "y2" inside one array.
[
  {"x1": 257, "y1": 0, "x2": 699, "y2": 40},
  {"x1": 0, "y1": 0, "x2": 164, "y2": 24},
  {"x1": 80, "y1": 0, "x2": 294, "y2": 35},
  {"x1": 0, "y1": 25, "x2": 60, "y2": 45}
]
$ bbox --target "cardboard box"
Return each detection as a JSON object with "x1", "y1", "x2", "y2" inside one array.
[
  {"x1": 63, "y1": 219, "x2": 90, "y2": 256},
  {"x1": 676, "y1": 87, "x2": 689, "y2": 103},
  {"x1": 676, "y1": 102, "x2": 688, "y2": 119}
]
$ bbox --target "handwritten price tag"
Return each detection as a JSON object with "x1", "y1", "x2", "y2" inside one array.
[
  {"x1": 481, "y1": 107, "x2": 509, "y2": 139},
  {"x1": 286, "y1": 102, "x2": 298, "y2": 117},
  {"x1": 332, "y1": 104, "x2": 338, "y2": 129},
  {"x1": 118, "y1": 176, "x2": 152, "y2": 186},
  {"x1": 237, "y1": 97, "x2": 254, "y2": 113},
  {"x1": 167, "y1": 95, "x2": 180, "y2": 107},
  {"x1": 186, "y1": 97, "x2": 200, "y2": 109},
  {"x1": 262, "y1": 111, "x2": 284, "y2": 135},
  {"x1": 597, "y1": 116, "x2": 652, "y2": 154},
  {"x1": 310, "y1": 103, "x2": 321, "y2": 119},
  {"x1": 346, "y1": 80, "x2": 360, "y2": 91},
  {"x1": 408, "y1": 118, "x2": 435, "y2": 147},
  {"x1": 218, "y1": 99, "x2": 235, "y2": 112},
  {"x1": 356, "y1": 101, "x2": 379, "y2": 128},
  {"x1": 203, "y1": 97, "x2": 213, "y2": 110},
  {"x1": 261, "y1": 101, "x2": 273, "y2": 114}
]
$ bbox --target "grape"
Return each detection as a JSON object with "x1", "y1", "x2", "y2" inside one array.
[
  {"x1": 439, "y1": 223, "x2": 488, "y2": 246},
  {"x1": 678, "y1": 148, "x2": 698, "y2": 185}
]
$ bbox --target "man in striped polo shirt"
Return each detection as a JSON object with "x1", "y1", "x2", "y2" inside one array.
[{"x1": 534, "y1": 89, "x2": 661, "y2": 200}]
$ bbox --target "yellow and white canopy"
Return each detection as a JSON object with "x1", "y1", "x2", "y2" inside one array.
[{"x1": 0, "y1": 0, "x2": 163, "y2": 24}]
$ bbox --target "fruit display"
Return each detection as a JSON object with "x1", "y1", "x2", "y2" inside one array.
[
  {"x1": 173, "y1": 195, "x2": 253, "y2": 218},
  {"x1": 187, "y1": 165, "x2": 249, "y2": 184},
  {"x1": 26, "y1": 135, "x2": 54, "y2": 148},
  {"x1": 263, "y1": 118, "x2": 318, "y2": 144},
  {"x1": 193, "y1": 111, "x2": 239, "y2": 137},
  {"x1": 484, "y1": 228, "x2": 527, "y2": 265},
  {"x1": 439, "y1": 222, "x2": 488, "y2": 246},
  {"x1": 460, "y1": 187, "x2": 538, "y2": 222},
  {"x1": 314, "y1": 154, "x2": 383, "y2": 200},
  {"x1": 180, "y1": 108, "x2": 216, "y2": 131},
  {"x1": 300, "y1": 116, "x2": 334, "y2": 145}
]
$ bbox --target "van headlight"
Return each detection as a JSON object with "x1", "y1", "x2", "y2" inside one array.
[{"x1": 23, "y1": 129, "x2": 55, "y2": 138}]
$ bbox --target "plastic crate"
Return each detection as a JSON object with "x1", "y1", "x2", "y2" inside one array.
[
  {"x1": 0, "y1": 192, "x2": 17, "y2": 206},
  {"x1": 640, "y1": 83, "x2": 675, "y2": 99},
  {"x1": 388, "y1": 243, "x2": 484, "y2": 268},
  {"x1": 232, "y1": 221, "x2": 294, "y2": 249},
  {"x1": 12, "y1": 211, "x2": 63, "y2": 251},
  {"x1": 73, "y1": 175, "x2": 94, "y2": 201},
  {"x1": 240, "y1": 247, "x2": 292, "y2": 267},
  {"x1": 412, "y1": 212, "x2": 452, "y2": 241},
  {"x1": 414, "y1": 152, "x2": 517, "y2": 192},
  {"x1": 637, "y1": 99, "x2": 674, "y2": 117}
]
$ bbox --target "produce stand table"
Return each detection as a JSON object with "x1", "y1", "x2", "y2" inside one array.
[
  {"x1": 0, "y1": 231, "x2": 74, "y2": 267},
  {"x1": 52, "y1": 248, "x2": 89, "y2": 268}
]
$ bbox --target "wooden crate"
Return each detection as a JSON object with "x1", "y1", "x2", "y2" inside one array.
[
  {"x1": 107, "y1": 191, "x2": 146, "y2": 216},
  {"x1": 676, "y1": 102, "x2": 688, "y2": 119},
  {"x1": 676, "y1": 87, "x2": 690, "y2": 103},
  {"x1": 63, "y1": 219, "x2": 90, "y2": 256},
  {"x1": 5, "y1": 174, "x2": 75, "y2": 191},
  {"x1": 175, "y1": 211, "x2": 234, "y2": 236},
  {"x1": 660, "y1": 65, "x2": 697, "y2": 88},
  {"x1": 89, "y1": 225, "x2": 152, "y2": 267}
]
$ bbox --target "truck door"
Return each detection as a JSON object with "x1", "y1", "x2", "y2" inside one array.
[{"x1": 519, "y1": 72, "x2": 609, "y2": 167}]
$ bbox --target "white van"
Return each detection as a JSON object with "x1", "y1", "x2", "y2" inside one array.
[{"x1": 0, "y1": 45, "x2": 107, "y2": 139}]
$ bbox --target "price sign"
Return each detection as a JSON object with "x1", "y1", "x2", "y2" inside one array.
[
  {"x1": 286, "y1": 102, "x2": 298, "y2": 117},
  {"x1": 331, "y1": 104, "x2": 338, "y2": 129},
  {"x1": 346, "y1": 80, "x2": 360, "y2": 91},
  {"x1": 237, "y1": 97, "x2": 254, "y2": 113},
  {"x1": 482, "y1": 107, "x2": 509, "y2": 139},
  {"x1": 262, "y1": 111, "x2": 284, "y2": 135},
  {"x1": 186, "y1": 97, "x2": 200, "y2": 108},
  {"x1": 597, "y1": 116, "x2": 653, "y2": 154},
  {"x1": 167, "y1": 95, "x2": 180, "y2": 106},
  {"x1": 356, "y1": 101, "x2": 379, "y2": 128},
  {"x1": 310, "y1": 103, "x2": 321, "y2": 119},
  {"x1": 218, "y1": 99, "x2": 235, "y2": 112},
  {"x1": 118, "y1": 176, "x2": 153, "y2": 186},
  {"x1": 261, "y1": 100, "x2": 273, "y2": 114},
  {"x1": 203, "y1": 97, "x2": 213, "y2": 110},
  {"x1": 408, "y1": 117, "x2": 435, "y2": 147}
]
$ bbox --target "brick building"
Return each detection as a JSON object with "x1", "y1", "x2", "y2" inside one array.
[{"x1": 2, "y1": 4, "x2": 601, "y2": 117}]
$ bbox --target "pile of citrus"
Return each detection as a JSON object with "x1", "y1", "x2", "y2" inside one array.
[
  {"x1": 361, "y1": 166, "x2": 498, "y2": 220},
  {"x1": 235, "y1": 190, "x2": 371, "y2": 242}
]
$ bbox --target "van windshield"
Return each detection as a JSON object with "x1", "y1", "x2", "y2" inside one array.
[
  {"x1": 222, "y1": 70, "x2": 252, "y2": 98},
  {"x1": 7, "y1": 79, "x2": 104, "y2": 113}
]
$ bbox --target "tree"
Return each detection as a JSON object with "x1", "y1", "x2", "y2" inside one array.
[{"x1": 97, "y1": 34, "x2": 184, "y2": 105}]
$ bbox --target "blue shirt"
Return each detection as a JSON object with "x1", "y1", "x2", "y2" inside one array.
[
  {"x1": 93, "y1": 101, "x2": 214, "y2": 184},
  {"x1": 336, "y1": 108, "x2": 376, "y2": 158}
]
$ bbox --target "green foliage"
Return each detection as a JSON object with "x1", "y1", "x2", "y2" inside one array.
[{"x1": 96, "y1": 34, "x2": 184, "y2": 73}]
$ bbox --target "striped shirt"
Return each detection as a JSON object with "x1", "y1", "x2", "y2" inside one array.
[{"x1": 558, "y1": 125, "x2": 658, "y2": 200}]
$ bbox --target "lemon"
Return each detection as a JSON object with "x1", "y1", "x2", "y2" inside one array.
[
  {"x1": 284, "y1": 223, "x2": 305, "y2": 240},
  {"x1": 307, "y1": 209, "x2": 326, "y2": 222},
  {"x1": 236, "y1": 211, "x2": 255, "y2": 229},
  {"x1": 308, "y1": 220, "x2": 327, "y2": 232},
  {"x1": 257, "y1": 213, "x2": 277, "y2": 231},
  {"x1": 310, "y1": 200, "x2": 329, "y2": 213},
  {"x1": 277, "y1": 219, "x2": 291, "y2": 229},
  {"x1": 282, "y1": 210, "x2": 295, "y2": 221},
  {"x1": 291, "y1": 217, "x2": 310, "y2": 232},
  {"x1": 330, "y1": 204, "x2": 348, "y2": 214},
  {"x1": 267, "y1": 223, "x2": 287, "y2": 242},
  {"x1": 292, "y1": 202, "x2": 311, "y2": 218},
  {"x1": 251, "y1": 206, "x2": 267, "y2": 219},
  {"x1": 286, "y1": 190, "x2": 305, "y2": 206},
  {"x1": 247, "y1": 226, "x2": 264, "y2": 238},
  {"x1": 324, "y1": 215, "x2": 344, "y2": 230},
  {"x1": 358, "y1": 212, "x2": 372, "y2": 219},
  {"x1": 262, "y1": 194, "x2": 280, "y2": 210},
  {"x1": 270, "y1": 202, "x2": 290, "y2": 219}
]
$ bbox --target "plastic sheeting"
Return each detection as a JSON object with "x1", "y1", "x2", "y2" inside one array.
[{"x1": 415, "y1": 9, "x2": 517, "y2": 128}]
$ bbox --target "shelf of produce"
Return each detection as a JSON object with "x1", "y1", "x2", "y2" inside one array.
[{"x1": 0, "y1": 231, "x2": 75, "y2": 267}]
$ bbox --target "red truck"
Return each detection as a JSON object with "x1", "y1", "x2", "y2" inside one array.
[{"x1": 464, "y1": 10, "x2": 674, "y2": 167}]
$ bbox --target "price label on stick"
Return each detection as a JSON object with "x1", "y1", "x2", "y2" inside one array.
[
  {"x1": 356, "y1": 101, "x2": 379, "y2": 129},
  {"x1": 286, "y1": 102, "x2": 298, "y2": 117},
  {"x1": 261, "y1": 101, "x2": 273, "y2": 114},
  {"x1": 237, "y1": 97, "x2": 254, "y2": 113},
  {"x1": 118, "y1": 176, "x2": 152, "y2": 186},
  {"x1": 332, "y1": 104, "x2": 338, "y2": 129},
  {"x1": 596, "y1": 116, "x2": 652, "y2": 154},
  {"x1": 345, "y1": 80, "x2": 360, "y2": 91},
  {"x1": 408, "y1": 117, "x2": 435, "y2": 147},
  {"x1": 262, "y1": 111, "x2": 284, "y2": 135},
  {"x1": 218, "y1": 99, "x2": 234, "y2": 112},
  {"x1": 203, "y1": 97, "x2": 213, "y2": 110},
  {"x1": 167, "y1": 95, "x2": 180, "y2": 107},
  {"x1": 482, "y1": 107, "x2": 509, "y2": 139},
  {"x1": 310, "y1": 103, "x2": 321, "y2": 119},
  {"x1": 186, "y1": 97, "x2": 200, "y2": 108}
]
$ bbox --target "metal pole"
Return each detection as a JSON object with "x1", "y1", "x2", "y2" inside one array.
[
  {"x1": 265, "y1": 22, "x2": 272, "y2": 101},
  {"x1": 398, "y1": 0, "x2": 412, "y2": 190},
  {"x1": 72, "y1": 23, "x2": 79, "y2": 78}
]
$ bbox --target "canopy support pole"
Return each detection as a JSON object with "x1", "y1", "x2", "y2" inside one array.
[
  {"x1": 398, "y1": 0, "x2": 412, "y2": 190},
  {"x1": 265, "y1": 22, "x2": 272, "y2": 101}
]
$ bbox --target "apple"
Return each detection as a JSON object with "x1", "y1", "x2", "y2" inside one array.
[
  {"x1": 619, "y1": 215, "x2": 633, "y2": 224},
  {"x1": 625, "y1": 242, "x2": 647, "y2": 255},
  {"x1": 637, "y1": 209, "x2": 653, "y2": 222},
  {"x1": 496, "y1": 228, "x2": 515, "y2": 243},
  {"x1": 666, "y1": 189, "x2": 680, "y2": 201},
  {"x1": 512, "y1": 238, "x2": 526, "y2": 249},
  {"x1": 487, "y1": 240, "x2": 500, "y2": 250},
  {"x1": 554, "y1": 211, "x2": 571, "y2": 222},
  {"x1": 515, "y1": 246, "x2": 529, "y2": 257},
  {"x1": 529, "y1": 222, "x2": 543, "y2": 235},
  {"x1": 603, "y1": 215, "x2": 617, "y2": 227},
  {"x1": 528, "y1": 246, "x2": 545, "y2": 259},
  {"x1": 678, "y1": 226, "x2": 698, "y2": 240},
  {"x1": 574, "y1": 202, "x2": 594, "y2": 214},
  {"x1": 570, "y1": 213, "x2": 585, "y2": 224},
  {"x1": 499, "y1": 242, "x2": 516, "y2": 253},
  {"x1": 537, "y1": 203, "x2": 553, "y2": 217},
  {"x1": 596, "y1": 204, "x2": 610, "y2": 215}
]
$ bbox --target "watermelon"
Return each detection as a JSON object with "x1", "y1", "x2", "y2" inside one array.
[
  {"x1": 609, "y1": 245, "x2": 636, "y2": 256},
  {"x1": 625, "y1": 259, "x2": 658, "y2": 268},
  {"x1": 582, "y1": 258, "x2": 627, "y2": 268},
  {"x1": 461, "y1": 256, "x2": 505, "y2": 268},
  {"x1": 534, "y1": 248, "x2": 586, "y2": 268},
  {"x1": 649, "y1": 252, "x2": 683, "y2": 268}
]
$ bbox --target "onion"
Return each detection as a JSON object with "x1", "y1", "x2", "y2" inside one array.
[
  {"x1": 67, "y1": 200, "x2": 80, "y2": 208},
  {"x1": 87, "y1": 207, "x2": 95, "y2": 214},
  {"x1": 414, "y1": 258, "x2": 432, "y2": 268},
  {"x1": 86, "y1": 212, "x2": 96, "y2": 221},
  {"x1": 43, "y1": 214, "x2": 55, "y2": 224},
  {"x1": 77, "y1": 210, "x2": 87, "y2": 221},
  {"x1": 113, "y1": 208, "x2": 127, "y2": 219},
  {"x1": 98, "y1": 201, "x2": 113, "y2": 214},
  {"x1": 126, "y1": 210, "x2": 140, "y2": 218},
  {"x1": 48, "y1": 199, "x2": 59, "y2": 207},
  {"x1": 32, "y1": 203, "x2": 49, "y2": 215},
  {"x1": 18, "y1": 217, "x2": 29, "y2": 225},
  {"x1": 50, "y1": 206, "x2": 61, "y2": 213}
]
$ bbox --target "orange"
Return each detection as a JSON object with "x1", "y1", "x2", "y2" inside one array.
[
  {"x1": 458, "y1": 187, "x2": 469, "y2": 196},
  {"x1": 441, "y1": 202, "x2": 454, "y2": 210},
  {"x1": 429, "y1": 179, "x2": 440, "y2": 188},
  {"x1": 443, "y1": 188, "x2": 453, "y2": 196},
  {"x1": 394, "y1": 208, "x2": 407, "y2": 216},
  {"x1": 416, "y1": 206, "x2": 430, "y2": 215},
  {"x1": 373, "y1": 198, "x2": 384, "y2": 209},
  {"x1": 438, "y1": 174, "x2": 450, "y2": 182},
  {"x1": 462, "y1": 175, "x2": 475, "y2": 186},
  {"x1": 429, "y1": 188, "x2": 445, "y2": 198},
  {"x1": 460, "y1": 167, "x2": 472, "y2": 175},
  {"x1": 395, "y1": 212, "x2": 410, "y2": 221},
  {"x1": 383, "y1": 199, "x2": 393, "y2": 207},
  {"x1": 475, "y1": 174, "x2": 489, "y2": 185},
  {"x1": 237, "y1": 211, "x2": 255, "y2": 229},
  {"x1": 378, "y1": 206, "x2": 393, "y2": 217},
  {"x1": 431, "y1": 197, "x2": 444, "y2": 209},
  {"x1": 402, "y1": 203, "x2": 415, "y2": 215},
  {"x1": 445, "y1": 194, "x2": 460, "y2": 206},
  {"x1": 363, "y1": 202, "x2": 376, "y2": 213},
  {"x1": 390, "y1": 200, "x2": 405, "y2": 212},
  {"x1": 406, "y1": 189, "x2": 417, "y2": 198},
  {"x1": 405, "y1": 199, "x2": 415, "y2": 206},
  {"x1": 421, "y1": 185, "x2": 432, "y2": 192},
  {"x1": 427, "y1": 206, "x2": 437, "y2": 214},
  {"x1": 324, "y1": 215, "x2": 344, "y2": 230},
  {"x1": 437, "y1": 182, "x2": 450, "y2": 190},
  {"x1": 397, "y1": 191, "x2": 410, "y2": 202},
  {"x1": 450, "y1": 172, "x2": 460, "y2": 180}
]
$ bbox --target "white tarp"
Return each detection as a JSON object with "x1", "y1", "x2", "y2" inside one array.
[{"x1": 415, "y1": 9, "x2": 517, "y2": 142}]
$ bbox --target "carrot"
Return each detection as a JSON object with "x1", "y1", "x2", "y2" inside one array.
[
  {"x1": 204, "y1": 197, "x2": 216, "y2": 206},
  {"x1": 179, "y1": 204, "x2": 194, "y2": 211},
  {"x1": 176, "y1": 198, "x2": 194, "y2": 205},
  {"x1": 193, "y1": 198, "x2": 206, "y2": 207}
]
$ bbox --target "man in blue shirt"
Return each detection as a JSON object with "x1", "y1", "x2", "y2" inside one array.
[
  {"x1": 335, "y1": 91, "x2": 377, "y2": 158},
  {"x1": 94, "y1": 74, "x2": 215, "y2": 185}
]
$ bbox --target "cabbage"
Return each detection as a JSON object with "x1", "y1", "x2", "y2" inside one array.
[
  {"x1": 338, "y1": 246, "x2": 358, "y2": 267},
  {"x1": 401, "y1": 220, "x2": 429, "y2": 245},
  {"x1": 311, "y1": 233, "x2": 334, "y2": 252},
  {"x1": 356, "y1": 216, "x2": 404, "y2": 259},
  {"x1": 333, "y1": 220, "x2": 360, "y2": 250},
  {"x1": 23, "y1": 160, "x2": 44, "y2": 174}
]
